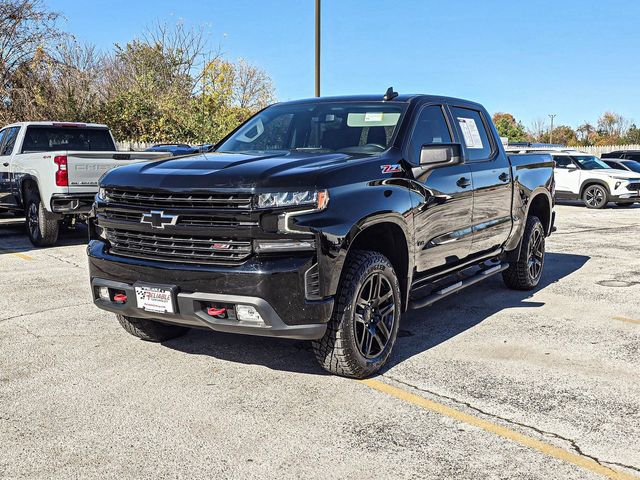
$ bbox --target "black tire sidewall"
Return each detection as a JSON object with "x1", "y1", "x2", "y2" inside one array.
[
  {"x1": 522, "y1": 218, "x2": 545, "y2": 287},
  {"x1": 341, "y1": 255, "x2": 401, "y2": 373}
]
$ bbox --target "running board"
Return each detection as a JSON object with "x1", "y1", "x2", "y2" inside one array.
[{"x1": 408, "y1": 263, "x2": 509, "y2": 310}]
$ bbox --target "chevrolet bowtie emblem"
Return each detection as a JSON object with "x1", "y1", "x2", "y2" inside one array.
[{"x1": 140, "y1": 210, "x2": 178, "y2": 229}]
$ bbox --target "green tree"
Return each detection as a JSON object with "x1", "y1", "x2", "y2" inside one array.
[
  {"x1": 492, "y1": 112, "x2": 529, "y2": 143},
  {"x1": 624, "y1": 124, "x2": 640, "y2": 144}
]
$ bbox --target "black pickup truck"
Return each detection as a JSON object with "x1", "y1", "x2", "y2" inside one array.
[{"x1": 87, "y1": 90, "x2": 555, "y2": 378}]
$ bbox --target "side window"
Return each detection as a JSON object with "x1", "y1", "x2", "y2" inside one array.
[
  {"x1": 450, "y1": 107, "x2": 493, "y2": 162},
  {"x1": 407, "y1": 105, "x2": 452, "y2": 164},
  {"x1": 554, "y1": 156, "x2": 573, "y2": 168},
  {"x1": 628, "y1": 153, "x2": 640, "y2": 162},
  {"x1": 1, "y1": 127, "x2": 19, "y2": 156},
  {"x1": 0, "y1": 129, "x2": 7, "y2": 155}
]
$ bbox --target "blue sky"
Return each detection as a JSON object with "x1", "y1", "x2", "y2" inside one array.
[{"x1": 48, "y1": 0, "x2": 640, "y2": 129}]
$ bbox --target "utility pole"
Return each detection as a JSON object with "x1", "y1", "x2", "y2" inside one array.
[
  {"x1": 548, "y1": 114, "x2": 556, "y2": 144},
  {"x1": 315, "y1": 0, "x2": 321, "y2": 97}
]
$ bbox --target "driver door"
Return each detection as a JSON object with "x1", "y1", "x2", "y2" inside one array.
[
  {"x1": 408, "y1": 104, "x2": 474, "y2": 273},
  {"x1": 553, "y1": 155, "x2": 581, "y2": 195}
]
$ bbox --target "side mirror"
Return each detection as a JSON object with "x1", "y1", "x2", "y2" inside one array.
[
  {"x1": 419, "y1": 143, "x2": 463, "y2": 168},
  {"x1": 566, "y1": 163, "x2": 577, "y2": 170}
]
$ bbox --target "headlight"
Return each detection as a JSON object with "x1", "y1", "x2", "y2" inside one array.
[{"x1": 257, "y1": 190, "x2": 329, "y2": 210}]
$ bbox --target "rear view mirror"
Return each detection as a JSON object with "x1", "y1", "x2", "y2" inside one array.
[{"x1": 419, "y1": 143, "x2": 463, "y2": 168}]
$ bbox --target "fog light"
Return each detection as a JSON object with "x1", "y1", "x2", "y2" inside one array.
[
  {"x1": 236, "y1": 305, "x2": 263, "y2": 323},
  {"x1": 255, "y1": 239, "x2": 315, "y2": 253},
  {"x1": 98, "y1": 287, "x2": 110, "y2": 301}
]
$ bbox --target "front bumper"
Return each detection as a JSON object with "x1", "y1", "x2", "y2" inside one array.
[
  {"x1": 51, "y1": 193, "x2": 96, "y2": 213},
  {"x1": 87, "y1": 240, "x2": 333, "y2": 340}
]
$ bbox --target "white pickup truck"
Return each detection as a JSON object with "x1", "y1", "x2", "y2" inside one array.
[{"x1": 0, "y1": 122, "x2": 165, "y2": 246}]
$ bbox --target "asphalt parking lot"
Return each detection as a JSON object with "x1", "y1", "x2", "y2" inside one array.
[{"x1": 1, "y1": 204, "x2": 639, "y2": 480}]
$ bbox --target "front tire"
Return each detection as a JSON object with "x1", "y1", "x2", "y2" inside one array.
[
  {"x1": 25, "y1": 191, "x2": 59, "y2": 247},
  {"x1": 117, "y1": 315, "x2": 189, "y2": 342},
  {"x1": 312, "y1": 250, "x2": 401, "y2": 378},
  {"x1": 502, "y1": 216, "x2": 545, "y2": 291},
  {"x1": 582, "y1": 184, "x2": 608, "y2": 209}
]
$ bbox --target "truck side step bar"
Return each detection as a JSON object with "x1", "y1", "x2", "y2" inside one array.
[{"x1": 408, "y1": 262, "x2": 509, "y2": 310}]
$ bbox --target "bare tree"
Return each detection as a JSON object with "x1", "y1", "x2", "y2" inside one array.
[
  {"x1": 528, "y1": 118, "x2": 548, "y2": 142},
  {"x1": 233, "y1": 58, "x2": 275, "y2": 110},
  {"x1": 0, "y1": 0, "x2": 66, "y2": 89}
]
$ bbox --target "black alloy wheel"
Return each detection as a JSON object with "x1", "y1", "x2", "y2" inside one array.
[{"x1": 354, "y1": 272, "x2": 396, "y2": 359}]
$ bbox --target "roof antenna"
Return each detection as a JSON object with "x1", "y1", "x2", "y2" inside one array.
[{"x1": 383, "y1": 86, "x2": 398, "y2": 101}]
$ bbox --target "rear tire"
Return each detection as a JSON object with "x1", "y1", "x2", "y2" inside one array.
[
  {"x1": 25, "y1": 189, "x2": 59, "y2": 247},
  {"x1": 582, "y1": 184, "x2": 608, "y2": 209},
  {"x1": 117, "y1": 315, "x2": 189, "y2": 342},
  {"x1": 502, "y1": 216, "x2": 545, "y2": 291},
  {"x1": 312, "y1": 250, "x2": 401, "y2": 378}
]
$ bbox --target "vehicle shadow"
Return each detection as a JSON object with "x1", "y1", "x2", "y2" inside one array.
[
  {"x1": 557, "y1": 200, "x2": 640, "y2": 209},
  {"x1": 163, "y1": 252, "x2": 590, "y2": 376},
  {"x1": 0, "y1": 215, "x2": 89, "y2": 253}
]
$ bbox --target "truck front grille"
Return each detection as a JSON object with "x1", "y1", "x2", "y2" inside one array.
[
  {"x1": 627, "y1": 183, "x2": 640, "y2": 192},
  {"x1": 101, "y1": 209, "x2": 246, "y2": 229},
  {"x1": 103, "y1": 188, "x2": 253, "y2": 210},
  {"x1": 105, "y1": 228, "x2": 252, "y2": 265}
]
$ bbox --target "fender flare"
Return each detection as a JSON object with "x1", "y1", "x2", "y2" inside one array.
[{"x1": 579, "y1": 179, "x2": 610, "y2": 197}]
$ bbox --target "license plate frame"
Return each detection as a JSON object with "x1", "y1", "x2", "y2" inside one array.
[{"x1": 134, "y1": 283, "x2": 177, "y2": 314}]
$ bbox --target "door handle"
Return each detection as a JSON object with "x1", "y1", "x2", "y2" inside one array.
[
  {"x1": 456, "y1": 177, "x2": 471, "y2": 188},
  {"x1": 498, "y1": 172, "x2": 509, "y2": 182},
  {"x1": 2, "y1": 162, "x2": 8, "y2": 167}
]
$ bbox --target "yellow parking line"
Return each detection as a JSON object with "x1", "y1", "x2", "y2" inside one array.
[
  {"x1": 612, "y1": 316, "x2": 640, "y2": 326},
  {"x1": 0, "y1": 248, "x2": 33, "y2": 261},
  {"x1": 360, "y1": 378, "x2": 637, "y2": 480}
]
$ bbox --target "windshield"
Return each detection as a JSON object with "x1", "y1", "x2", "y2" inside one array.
[
  {"x1": 622, "y1": 160, "x2": 640, "y2": 173},
  {"x1": 571, "y1": 155, "x2": 610, "y2": 170},
  {"x1": 217, "y1": 102, "x2": 406, "y2": 156}
]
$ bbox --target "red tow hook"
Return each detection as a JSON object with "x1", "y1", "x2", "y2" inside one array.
[
  {"x1": 207, "y1": 307, "x2": 227, "y2": 318},
  {"x1": 113, "y1": 293, "x2": 127, "y2": 304}
]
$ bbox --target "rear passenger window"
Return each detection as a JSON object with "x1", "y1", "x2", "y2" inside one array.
[
  {"x1": 450, "y1": 107, "x2": 493, "y2": 162},
  {"x1": 554, "y1": 156, "x2": 573, "y2": 168},
  {"x1": 1, "y1": 127, "x2": 19, "y2": 156},
  {"x1": 407, "y1": 105, "x2": 452, "y2": 164}
]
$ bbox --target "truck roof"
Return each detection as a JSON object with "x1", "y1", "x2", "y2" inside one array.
[
  {"x1": 276, "y1": 94, "x2": 484, "y2": 109},
  {"x1": 3, "y1": 121, "x2": 109, "y2": 129}
]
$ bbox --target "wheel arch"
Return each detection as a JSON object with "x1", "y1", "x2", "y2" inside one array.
[
  {"x1": 580, "y1": 179, "x2": 610, "y2": 197},
  {"x1": 526, "y1": 191, "x2": 552, "y2": 236},
  {"x1": 19, "y1": 175, "x2": 40, "y2": 208},
  {"x1": 343, "y1": 214, "x2": 413, "y2": 312}
]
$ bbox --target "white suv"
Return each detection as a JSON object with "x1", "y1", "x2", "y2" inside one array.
[{"x1": 506, "y1": 147, "x2": 640, "y2": 209}]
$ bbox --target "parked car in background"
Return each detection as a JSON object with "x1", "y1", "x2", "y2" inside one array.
[
  {"x1": 601, "y1": 150, "x2": 640, "y2": 162},
  {"x1": 144, "y1": 143, "x2": 198, "y2": 156},
  {"x1": 194, "y1": 143, "x2": 215, "y2": 152},
  {"x1": 0, "y1": 122, "x2": 165, "y2": 246},
  {"x1": 88, "y1": 91, "x2": 555, "y2": 378},
  {"x1": 601, "y1": 158, "x2": 640, "y2": 174},
  {"x1": 506, "y1": 147, "x2": 640, "y2": 208}
]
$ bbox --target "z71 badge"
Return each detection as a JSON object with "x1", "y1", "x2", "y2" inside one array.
[{"x1": 381, "y1": 164, "x2": 402, "y2": 174}]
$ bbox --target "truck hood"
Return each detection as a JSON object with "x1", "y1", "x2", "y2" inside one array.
[{"x1": 100, "y1": 151, "x2": 369, "y2": 190}]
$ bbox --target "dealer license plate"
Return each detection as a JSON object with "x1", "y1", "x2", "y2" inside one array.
[{"x1": 134, "y1": 285, "x2": 175, "y2": 314}]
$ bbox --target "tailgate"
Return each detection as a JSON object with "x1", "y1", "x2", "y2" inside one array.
[{"x1": 66, "y1": 151, "x2": 164, "y2": 192}]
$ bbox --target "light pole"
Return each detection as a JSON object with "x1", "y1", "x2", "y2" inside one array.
[
  {"x1": 315, "y1": 0, "x2": 321, "y2": 97},
  {"x1": 548, "y1": 114, "x2": 556, "y2": 144}
]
